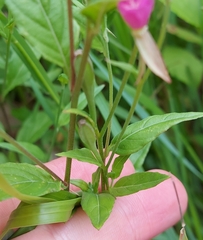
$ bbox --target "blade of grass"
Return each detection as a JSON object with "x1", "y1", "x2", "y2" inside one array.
[{"x1": 0, "y1": 198, "x2": 81, "y2": 239}]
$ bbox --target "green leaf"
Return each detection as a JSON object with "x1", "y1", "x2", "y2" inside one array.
[
  {"x1": 0, "y1": 197, "x2": 81, "y2": 239},
  {"x1": 0, "y1": 142, "x2": 46, "y2": 162},
  {"x1": 159, "y1": 0, "x2": 201, "y2": 27},
  {"x1": 81, "y1": 0, "x2": 118, "y2": 23},
  {"x1": 110, "y1": 172, "x2": 169, "y2": 197},
  {"x1": 92, "y1": 167, "x2": 101, "y2": 192},
  {"x1": 107, "y1": 59, "x2": 138, "y2": 76},
  {"x1": 0, "y1": 163, "x2": 61, "y2": 201},
  {"x1": 78, "y1": 119, "x2": 97, "y2": 152},
  {"x1": 57, "y1": 73, "x2": 69, "y2": 85},
  {"x1": 5, "y1": 0, "x2": 80, "y2": 72},
  {"x1": 167, "y1": 24, "x2": 202, "y2": 45},
  {"x1": 0, "y1": 173, "x2": 54, "y2": 203},
  {"x1": 0, "y1": 20, "x2": 59, "y2": 104},
  {"x1": 2, "y1": 46, "x2": 31, "y2": 97},
  {"x1": 70, "y1": 179, "x2": 89, "y2": 191},
  {"x1": 81, "y1": 192, "x2": 115, "y2": 229},
  {"x1": 44, "y1": 190, "x2": 79, "y2": 201},
  {"x1": 111, "y1": 112, "x2": 203, "y2": 155},
  {"x1": 73, "y1": 4, "x2": 105, "y2": 53},
  {"x1": 17, "y1": 110, "x2": 52, "y2": 143},
  {"x1": 56, "y1": 148, "x2": 102, "y2": 167},
  {"x1": 163, "y1": 47, "x2": 203, "y2": 87},
  {"x1": 108, "y1": 155, "x2": 130, "y2": 179},
  {"x1": 63, "y1": 108, "x2": 93, "y2": 124}
]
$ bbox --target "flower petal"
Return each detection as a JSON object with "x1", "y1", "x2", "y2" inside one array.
[
  {"x1": 133, "y1": 28, "x2": 171, "y2": 83},
  {"x1": 118, "y1": 0, "x2": 154, "y2": 29}
]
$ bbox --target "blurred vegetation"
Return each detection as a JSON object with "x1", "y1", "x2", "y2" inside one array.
[{"x1": 0, "y1": 0, "x2": 202, "y2": 239}]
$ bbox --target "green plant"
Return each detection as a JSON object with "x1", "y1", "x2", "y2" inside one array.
[{"x1": 0, "y1": 0, "x2": 202, "y2": 239}]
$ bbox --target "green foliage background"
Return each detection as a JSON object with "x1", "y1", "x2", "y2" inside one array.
[{"x1": 0, "y1": 0, "x2": 202, "y2": 239}]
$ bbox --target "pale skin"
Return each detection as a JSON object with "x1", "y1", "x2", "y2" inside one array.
[{"x1": 0, "y1": 157, "x2": 188, "y2": 240}]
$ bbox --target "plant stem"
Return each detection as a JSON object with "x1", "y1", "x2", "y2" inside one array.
[
  {"x1": 64, "y1": 24, "x2": 95, "y2": 189},
  {"x1": 84, "y1": 84, "x2": 97, "y2": 123},
  {"x1": 0, "y1": 103, "x2": 12, "y2": 136},
  {"x1": 1, "y1": 24, "x2": 12, "y2": 100},
  {"x1": 0, "y1": 129, "x2": 65, "y2": 184},
  {"x1": 157, "y1": 0, "x2": 171, "y2": 48},
  {"x1": 99, "y1": 45, "x2": 138, "y2": 141},
  {"x1": 99, "y1": 45, "x2": 137, "y2": 191},
  {"x1": 103, "y1": 17, "x2": 114, "y2": 159},
  {"x1": 106, "y1": 58, "x2": 147, "y2": 169},
  {"x1": 0, "y1": 19, "x2": 12, "y2": 134},
  {"x1": 67, "y1": 0, "x2": 76, "y2": 91},
  {"x1": 46, "y1": 85, "x2": 65, "y2": 161}
]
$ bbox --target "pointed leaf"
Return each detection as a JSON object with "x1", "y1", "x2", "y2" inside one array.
[
  {"x1": 57, "y1": 148, "x2": 102, "y2": 167},
  {"x1": 0, "y1": 163, "x2": 61, "y2": 201},
  {"x1": 92, "y1": 167, "x2": 101, "y2": 192},
  {"x1": 5, "y1": 0, "x2": 80, "y2": 71},
  {"x1": 81, "y1": 0, "x2": 118, "y2": 23},
  {"x1": 44, "y1": 190, "x2": 79, "y2": 201},
  {"x1": 108, "y1": 155, "x2": 130, "y2": 179},
  {"x1": 0, "y1": 197, "x2": 81, "y2": 239},
  {"x1": 63, "y1": 108, "x2": 93, "y2": 124},
  {"x1": 70, "y1": 179, "x2": 89, "y2": 191},
  {"x1": 111, "y1": 112, "x2": 203, "y2": 155},
  {"x1": 78, "y1": 119, "x2": 97, "y2": 151},
  {"x1": 0, "y1": 173, "x2": 53, "y2": 203},
  {"x1": 81, "y1": 192, "x2": 115, "y2": 229},
  {"x1": 106, "y1": 59, "x2": 138, "y2": 76},
  {"x1": 110, "y1": 172, "x2": 169, "y2": 197}
]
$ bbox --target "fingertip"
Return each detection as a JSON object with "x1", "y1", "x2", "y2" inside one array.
[
  {"x1": 42, "y1": 158, "x2": 187, "y2": 239},
  {"x1": 138, "y1": 169, "x2": 188, "y2": 238},
  {"x1": 45, "y1": 156, "x2": 135, "y2": 181},
  {"x1": 149, "y1": 169, "x2": 188, "y2": 214}
]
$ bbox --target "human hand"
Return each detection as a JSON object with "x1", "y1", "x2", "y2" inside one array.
[{"x1": 0, "y1": 157, "x2": 187, "y2": 240}]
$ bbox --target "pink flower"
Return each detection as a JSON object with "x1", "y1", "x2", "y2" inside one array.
[{"x1": 118, "y1": 0, "x2": 154, "y2": 29}]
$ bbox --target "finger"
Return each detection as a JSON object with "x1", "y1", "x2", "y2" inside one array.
[
  {"x1": 0, "y1": 157, "x2": 134, "y2": 234},
  {"x1": 45, "y1": 156, "x2": 135, "y2": 182},
  {"x1": 13, "y1": 170, "x2": 187, "y2": 239},
  {"x1": 0, "y1": 198, "x2": 20, "y2": 234}
]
